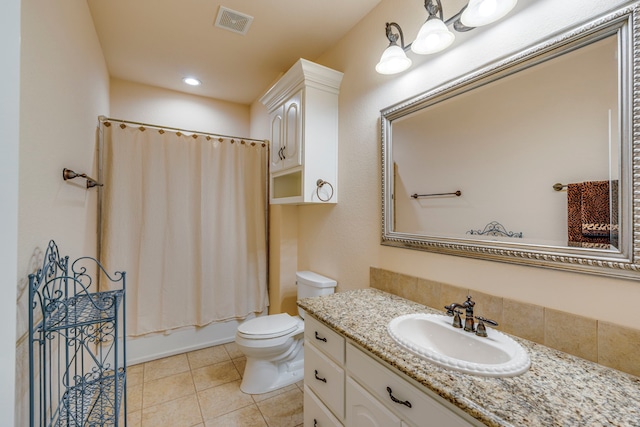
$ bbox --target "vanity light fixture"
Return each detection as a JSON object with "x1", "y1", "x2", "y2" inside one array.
[
  {"x1": 376, "y1": 0, "x2": 518, "y2": 75},
  {"x1": 182, "y1": 77, "x2": 202, "y2": 86},
  {"x1": 461, "y1": 0, "x2": 518, "y2": 27},
  {"x1": 411, "y1": 0, "x2": 455, "y2": 55},
  {"x1": 375, "y1": 23, "x2": 413, "y2": 75}
]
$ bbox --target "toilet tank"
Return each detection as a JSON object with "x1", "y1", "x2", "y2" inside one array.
[{"x1": 296, "y1": 271, "x2": 337, "y2": 319}]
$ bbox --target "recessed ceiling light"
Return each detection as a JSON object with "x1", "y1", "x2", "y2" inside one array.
[{"x1": 182, "y1": 77, "x2": 202, "y2": 86}]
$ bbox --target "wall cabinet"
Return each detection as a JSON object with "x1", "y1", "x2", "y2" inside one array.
[
  {"x1": 260, "y1": 59, "x2": 343, "y2": 204},
  {"x1": 303, "y1": 316, "x2": 482, "y2": 427},
  {"x1": 270, "y1": 90, "x2": 302, "y2": 172}
]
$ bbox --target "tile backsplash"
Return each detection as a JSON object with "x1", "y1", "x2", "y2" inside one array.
[{"x1": 370, "y1": 267, "x2": 640, "y2": 378}]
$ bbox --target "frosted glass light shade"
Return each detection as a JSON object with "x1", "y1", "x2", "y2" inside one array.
[
  {"x1": 411, "y1": 18, "x2": 455, "y2": 55},
  {"x1": 376, "y1": 45, "x2": 412, "y2": 75},
  {"x1": 461, "y1": 0, "x2": 517, "y2": 27}
]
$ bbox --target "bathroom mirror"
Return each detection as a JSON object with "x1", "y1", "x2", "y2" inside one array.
[{"x1": 381, "y1": 3, "x2": 640, "y2": 280}]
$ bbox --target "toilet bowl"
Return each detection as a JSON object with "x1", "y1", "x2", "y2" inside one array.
[{"x1": 235, "y1": 271, "x2": 337, "y2": 394}]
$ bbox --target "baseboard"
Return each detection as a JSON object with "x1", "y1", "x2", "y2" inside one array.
[{"x1": 126, "y1": 313, "x2": 262, "y2": 365}]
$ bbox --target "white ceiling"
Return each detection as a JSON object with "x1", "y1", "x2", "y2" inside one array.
[{"x1": 87, "y1": 0, "x2": 382, "y2": 105}]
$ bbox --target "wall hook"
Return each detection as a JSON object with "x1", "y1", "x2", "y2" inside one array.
[{"x1": 62, "y1": 168, "x2": 103, "y2": 189}]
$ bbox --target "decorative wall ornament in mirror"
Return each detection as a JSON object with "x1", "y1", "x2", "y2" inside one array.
[{"x1": 381, "y1": 3, "x2": 640, "y2": 280}]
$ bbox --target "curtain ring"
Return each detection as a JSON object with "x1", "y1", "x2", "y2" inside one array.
[{"x1": 316, "y1": 179, "x2": 334, "y2": 202}]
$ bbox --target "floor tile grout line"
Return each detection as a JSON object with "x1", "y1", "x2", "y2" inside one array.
[
  {"x1": 129, "y1": 344, "x2": 304, "y2": 426},
  {"x1": 257, "y1": 404, "x2": 271, "y2": 427},
  {"x1": 192, "y1": 360, "x2": 244, "y2": 394},
  {"x1": 202, "y1": 401, "x2": 259, "y2": 425},
  {"x1": 193, "y1": 371, "x2": 208, "y2": 427}
]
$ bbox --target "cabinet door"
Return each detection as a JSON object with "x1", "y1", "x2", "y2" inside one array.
[
  {"x1": 346, "y1": 377, "x2": 401, "y2": 427},
  {"x1": 270, "y1": 106, "x2": 284, "y2": 171},
  {"x1": 305, "y1": 342, "x2": 345, "y2": 419},
  {"x1": 305, "y1": 385, "x2": 344, "y2": 427},
  {"x1": 282, "y1": 90, "x2": 302, "y2": 169}
]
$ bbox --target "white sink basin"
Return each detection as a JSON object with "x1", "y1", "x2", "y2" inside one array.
[{"x1": 388, "y1": 313, "x2": 530, "y2": 377}]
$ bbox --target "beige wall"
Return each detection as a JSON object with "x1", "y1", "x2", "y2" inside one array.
[
  {"x1": 262, "y1": 0, "x2": 640, "y2": 330},
  {"x1": 1, "y1": 0, "x2": 20, "y2": 424},
  {"x1": 14, "y1": 1, "x2": 110, "y2": 425},
  {"x1": 110, "y1": 78, "x2": 251, "y2": 136}
]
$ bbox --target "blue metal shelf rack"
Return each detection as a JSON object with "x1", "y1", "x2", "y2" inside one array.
[{"x1": 29, "y1": 240, "x2": 127, "y2": 426}]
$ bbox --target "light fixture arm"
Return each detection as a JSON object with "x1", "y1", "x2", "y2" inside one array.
[
  {"x1": 385, "y1": 22, "x2": 406, "y2": 48},
  {"x1": 385, "y1": 0, "x2": 470, "y2": 53},
  {"x1": 452, "y1": 6, "x2": 474, "y2": 32},
  {"x1": 424, "y1": 0, "x2": 444, "y2": 21}
]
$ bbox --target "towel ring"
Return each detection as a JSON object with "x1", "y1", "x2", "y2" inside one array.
[{"x1": 316, "y1": 179, "x2": 334, "y2": 202}]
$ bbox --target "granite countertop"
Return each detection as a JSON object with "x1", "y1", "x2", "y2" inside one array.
[{"x1": 297, "y1": 288, "x2": 640, "y2": 427}]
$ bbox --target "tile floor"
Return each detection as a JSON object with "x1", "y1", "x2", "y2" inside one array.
[{"x1": 123, "y1": 342, "x2": 304, "y2": 427}]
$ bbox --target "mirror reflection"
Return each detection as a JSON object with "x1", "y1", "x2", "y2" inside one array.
[
  {"x1": 392, "y1": 35, "x2": 619, "y2": 249},
  {"x1": 381, "y1": 5, "x2": 640, "y2": 279}
]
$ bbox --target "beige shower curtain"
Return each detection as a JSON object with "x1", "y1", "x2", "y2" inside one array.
[{"x1": 100, "y1": 121, "x2": 268, "y2": 336}]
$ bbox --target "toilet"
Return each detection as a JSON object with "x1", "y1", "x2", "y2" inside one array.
[{"x1": 235, "y1": 271, "x2": 337, "y2": 394}]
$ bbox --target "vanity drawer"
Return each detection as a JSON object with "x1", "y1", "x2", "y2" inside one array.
[
  {"x1": 305, "y1": 315, "x2": 345, "y2": 364},
  {"x1": 346, "y1": 343, "x2": 474, "y2": 427},
  {"x1": 305, "y1": 341, "x2": 345, "y2": 420},
  {"x1": 304, "y1": 384, "x2": 344, "y2": 427}
]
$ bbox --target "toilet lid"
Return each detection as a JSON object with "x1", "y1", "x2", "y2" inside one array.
[{"x1": 237, "y1": 313, "x2": 299, "y2": 339}]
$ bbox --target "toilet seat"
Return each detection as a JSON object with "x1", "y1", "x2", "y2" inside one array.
[{"x1": 237, "y1": 313, "x2": 300, "y2": 339}]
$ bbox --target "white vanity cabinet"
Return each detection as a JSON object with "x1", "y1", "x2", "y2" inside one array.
[
  {"x1": 303, "y1": 315, "x2": 482, "y2": 427},
  {"x1": 260, "y1": 59, "x2": 343, "y2": 204}
]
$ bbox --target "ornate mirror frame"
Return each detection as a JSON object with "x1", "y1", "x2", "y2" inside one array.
[{"x1": 381, "y1": 3, "x2": 640, "y2": 280}]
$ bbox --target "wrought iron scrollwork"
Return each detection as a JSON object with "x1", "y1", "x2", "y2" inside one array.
[
  {"x1": 467, "y1": 221, "x2": 523, "y2": 238},
  {"x1": 28, "y1": 240, "x2": 127, "y2": 427}
]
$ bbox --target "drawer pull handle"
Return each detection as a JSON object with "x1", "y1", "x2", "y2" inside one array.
[
  {"x1": 314, "y1": 369, "x2": 327, "y2": 383},
  {"x1": 387, "y1": 386, "x2": 412, "y2": 408},
  {"x1": 314, "y1": 419, "x2": 318, "y2": 427},
  {"x1": 315, "y1": 331, "x2": 327, "y2": 342}
]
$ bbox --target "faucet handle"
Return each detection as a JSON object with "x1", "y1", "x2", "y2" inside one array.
[
  {"x1": 452, "y1": 310, "x2": 463, "y2": 328},
  {"x1": 474, "y1": 316, "x2": 498, "y2": 337}
]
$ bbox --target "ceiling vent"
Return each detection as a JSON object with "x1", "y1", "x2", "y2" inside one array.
[{"x1": 214, "y1": 6, "x2": 253, "y2": 35}]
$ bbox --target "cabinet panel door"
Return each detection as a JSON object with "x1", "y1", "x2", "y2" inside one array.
[
  {"x1": 305, "y1": 342, "x2": 345, "y2": 419},
  {"x1": 305, "y1": 385, "x2": 344, "y2": 427},
  {"x1": 346, "y1": 377, "x2": 401, "y2": 427},
  {"x1": 283, "y1": 90, "x2": 302, "y2": 169},
  {"x1": 270, "y1": 107, "x2": 284, "y2": 171}
]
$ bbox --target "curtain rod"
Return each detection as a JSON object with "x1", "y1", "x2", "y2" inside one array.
[{"x1": 99, "y1": 115, "x2": 268, "y2": 144}]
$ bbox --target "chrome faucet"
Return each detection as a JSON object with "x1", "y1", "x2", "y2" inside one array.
[
  {"x1": 445, "y1": 295, "x2": 476, "y2": 332},
  {"x1": 445, "y1": 296, "x2": 499, "y2": 337}
]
